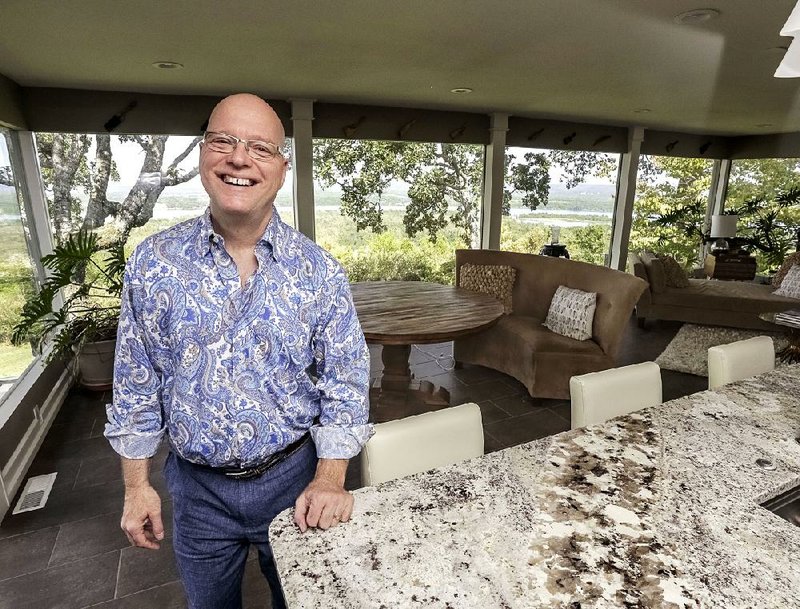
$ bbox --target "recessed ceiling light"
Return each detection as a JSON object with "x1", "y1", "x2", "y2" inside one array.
[
  {"x1": 674, "y1": 9, "x2": 720, "y2": 25},
  {"x1": 152, "y1": 61, "x2": 184, "y2": 70},
  {"x1": 450, "y1": 87, "x2": 473, "y2": 94},
  {"x1": 633, "y1": 108, "x2": 651, "y2": 114}
]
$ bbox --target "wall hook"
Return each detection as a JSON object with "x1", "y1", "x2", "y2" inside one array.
[
  {"x1": 563, "y1": 132, "x2": 576, "y2": 145},
  {"x1": 527, "y1": 128, "x2": 544, "y2": 141},
  {"x1": 699, "y1": 141, "x2": 712, "y2": 155},
  {"x1": 665, "y1": 140, "x2": 679, "y2": 153},
  {"x1": 104, "y1": 100, "x2": 138, "y2": 132},
  {"x1": 449, "y1": 123, "x2": 467, "y2": 140},
  {"x1": 343, "y1": 116, "x2": 366, "y2": 138},
  {"x1": 398, "y1": 119, "x2": 417, "y2": 139}
]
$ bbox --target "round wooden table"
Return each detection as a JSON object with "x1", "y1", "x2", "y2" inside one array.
[{"x1": 350, "y1": 281, "x2": 505, "y2": 420}]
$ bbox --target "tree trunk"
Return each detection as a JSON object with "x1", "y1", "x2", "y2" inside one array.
[
  {"x1": 51, "y1": 135, "x2": 90, "y2": 242},
  {"x1": 111, "y1": 136, "x2": 200, "y2": 244},
  {"x1": 82, "y1": 134, "x2": 117, "y2": 231}
]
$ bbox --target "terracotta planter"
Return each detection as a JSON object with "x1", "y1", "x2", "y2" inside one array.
[{"x1": 78, "y1": 339, "x2": 116, "y2": 391}]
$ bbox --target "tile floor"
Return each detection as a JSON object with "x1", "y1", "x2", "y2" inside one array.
[{"x1": 0, "y1": 317, "x2": 705, "y2": 609}]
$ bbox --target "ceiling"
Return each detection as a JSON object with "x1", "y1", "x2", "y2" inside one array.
[{"x1": 1, "y1": 0, "x2": 799, "y2": 137}]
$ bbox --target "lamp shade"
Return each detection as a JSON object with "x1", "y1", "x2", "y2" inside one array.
[
  {"x1": 776, "y1": 1, "x2": 800, "y2": 77},
  {"x1": 710, "y1": 214, "x2": 738, "y2": 238}
]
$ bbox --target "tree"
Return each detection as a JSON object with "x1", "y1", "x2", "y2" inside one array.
[
  {"x1": 37, "y1": 133, "x2": 200, "y2": 245},
  {"x1": 629, "y1": 157, "x2": 713, "y2": 266},
  {"x1": 313, "y1": 139, "x2": 551, "y2": 246}
]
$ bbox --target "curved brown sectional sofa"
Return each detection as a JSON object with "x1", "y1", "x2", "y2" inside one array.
[{"x1": 453, "y1": 249, "x2": 647, "y2": 400}]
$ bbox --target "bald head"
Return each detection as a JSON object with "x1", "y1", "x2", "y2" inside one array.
[{"x1": 207, "y1": 93, "x2": 285, "y2": 144}]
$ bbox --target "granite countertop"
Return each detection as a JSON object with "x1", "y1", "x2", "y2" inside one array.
[{"x1": 270, "y1": 366, "x2": 800, "y2": 608}]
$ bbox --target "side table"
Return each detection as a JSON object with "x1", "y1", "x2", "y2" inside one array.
[
  {"x1": 540, "y1": 243, "x2": 570, "y2": 258},
  {"x1": 759, "y1": 311, "x2": 800, "y2": 364},
  {"x1": 704, "y1": 253, "x2": 757, "y2": 281}
]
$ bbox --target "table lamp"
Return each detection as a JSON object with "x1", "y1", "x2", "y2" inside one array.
[{"x1": 710, "y1": 214, "x2": 738, "y2": 254}]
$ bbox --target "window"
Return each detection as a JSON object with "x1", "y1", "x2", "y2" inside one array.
[
  {"x1": 726, "y1": 158, "x2": 800, "y2": 271},
  {"x1": 630, "y1": 155, "x2": 715, "y2": 268},
  {"x1": 0, "y1": 129, "x2": 38, "y2": 392},
  {"x1": 34, "y1": 133, "x2": 294, "y2": 252},
  {"x1": 501, "y1": 147, "x2": 618, "y2": 265},
  {"x1": 312, "y1": 138, "x2": 484, "y2": 283}
]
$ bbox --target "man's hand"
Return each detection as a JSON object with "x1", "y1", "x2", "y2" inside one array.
[
  {"x1": 294, "y1": 458, "x2": 352, "y2": 533},
  {"x1": 120, "y1": 457, "x2": 164, "y2": 549},
  {"x1": 121, "y1": 484, "x2": 165, "y2": 549}
]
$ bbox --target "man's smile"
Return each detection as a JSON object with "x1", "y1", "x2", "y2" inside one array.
[{"x1": 222, "y1": 175, "x2": 255, "y2": 187}]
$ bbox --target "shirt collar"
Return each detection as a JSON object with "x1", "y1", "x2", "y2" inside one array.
[{"x1": 198, "y1": 207, "x2": 284, "y2": 262}]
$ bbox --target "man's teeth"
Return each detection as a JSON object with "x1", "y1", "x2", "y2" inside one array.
[{"x1": 223, "y1": 176, "x2": 253, "y2": 186}]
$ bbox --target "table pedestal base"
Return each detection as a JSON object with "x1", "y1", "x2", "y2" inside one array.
[
  {"x1": 777, "y1": 327, "x2": 800, "y2": 364},
  {"x1": 369, "y1": 344, "x2": 451, "y2": 423}
]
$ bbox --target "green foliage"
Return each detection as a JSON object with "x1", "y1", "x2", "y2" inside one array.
[
  {"x1": 11, "y1": 230, "x2": 125, "y2": 361},
  {"x1": 313, "y1": 139, "x2": 552, "y2": 246},
  {"x1": 728, "y1": 188, "x2": 800, "y2": 270},
  {"x1": 630, "y1": 156, "x2": 713, "y2": 267},
  {"x1": 546, "y1": 150, "x2": 617, "y2": 188},
  {"x1": 564, "y1": 225, "x2": 611, "y2": 266},
  {"x1": 0, "y1": 217, "x2": 36, "y2": 346}
]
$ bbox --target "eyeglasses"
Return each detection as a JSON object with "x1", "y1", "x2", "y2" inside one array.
[{"x1": 203, "y1": 131, "x2": 283, "y2": 161}]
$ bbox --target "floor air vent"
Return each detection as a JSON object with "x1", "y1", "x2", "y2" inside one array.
[{"x1": 13, "y1": 473, "x2": 57, "y2": 514}]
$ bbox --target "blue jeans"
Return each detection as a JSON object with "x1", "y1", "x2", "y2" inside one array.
[{"x1": 164, "y1": 440, "x2": 317, "y2": 609}]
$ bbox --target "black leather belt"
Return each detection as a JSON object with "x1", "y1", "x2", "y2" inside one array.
[{"x1": 194, "y1": 434, "x2": 311, "y2": 480}]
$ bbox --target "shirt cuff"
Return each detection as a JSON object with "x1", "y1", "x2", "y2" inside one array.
[
  {"x1": 104, "y1": 424, "x2": 165, "y2": 459},
  {"x1": 310, "y1": 423, "x2": 374, "y2": 459}
]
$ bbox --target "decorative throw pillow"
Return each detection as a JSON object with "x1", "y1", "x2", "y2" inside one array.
[
  {"x1": 639, "y1": 251, "x2": 666, "y2": 294},
  {"x1": 773, "y1": 264, "x2": 800, "y2": 299},
  {"x1": 772, "y1": 252, "x2": 800, "y2": 288},
  {"x1": 543, "y1": 285, "x2": 597, "y2": 341},
  {"x1": 459, "y1": 263, "x2": 517, "y2": 314},
  {"x1": 657, "y1": 254, "x2": 690, "y2": 288}
]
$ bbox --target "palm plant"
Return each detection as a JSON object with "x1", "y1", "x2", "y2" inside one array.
[{"x1": 11, "y1": 230, "x2": 125, "y2": 361}]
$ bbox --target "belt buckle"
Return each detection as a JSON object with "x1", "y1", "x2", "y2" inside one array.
[{"x1": 225, "y1": 458, "x2": 273, "y2": 480}]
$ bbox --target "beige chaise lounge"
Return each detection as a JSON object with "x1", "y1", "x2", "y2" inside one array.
[
  {"x1": 453, "y1": 249, "x2": 647, "y2": 400},
  {"x1": 628, "y1": 252, "x2": 797, "y2": 332}
]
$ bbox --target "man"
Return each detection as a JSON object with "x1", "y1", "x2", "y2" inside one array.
[{"x1": 105, "y1": 93, "x2": 372, "y2": 609}]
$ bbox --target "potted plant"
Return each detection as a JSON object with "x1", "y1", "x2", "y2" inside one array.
[{"x1": 11, "y1": 230, "x2": 126, "y2": 390}]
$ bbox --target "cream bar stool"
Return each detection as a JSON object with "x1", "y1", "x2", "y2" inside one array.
[
  {"x1": 707, "y1": 336, "x2": 775, "y2": 390},
  {"x1": 569, "y1": 362, "x2": 662, "y2": 429},
  {"x1": 360, "y1": 402, "x2": 484, "y2": 486}
]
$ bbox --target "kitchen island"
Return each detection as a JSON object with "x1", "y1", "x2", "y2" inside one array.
[{"x1": 270, "y1": 366, "x2": 800, "y2": 608}]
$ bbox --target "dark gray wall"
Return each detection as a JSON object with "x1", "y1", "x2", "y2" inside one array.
[
  {"x1": 0, "y1": 74, "x2": 27, "y2": 129},
  {"x1": 0, "y1": 359, "x2": 69, "y2": 468}
]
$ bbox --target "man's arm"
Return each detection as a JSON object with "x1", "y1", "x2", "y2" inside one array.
[
  {"x1": 120, "y1": 457, "x2": 164, "y2": 549},
  {"x1": 295, "y1": 264, "x2": 372, "y2": 532},
  {"x1": 294, "y1": 459, "x2": 353, "y2": 532}
]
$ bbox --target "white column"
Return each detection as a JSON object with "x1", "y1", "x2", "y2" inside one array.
[
  {"x1": 480, "y1": 113, "x2": 509, "y2": 250},
  {"x1": 609, "y1": 126, "x2": 644, "y2": 270},
  {"x1": 290, "y1": 100, "x2": 316, "y2": 240}
]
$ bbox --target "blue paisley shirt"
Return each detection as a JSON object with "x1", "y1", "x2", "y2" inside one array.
[{"x1": 105, "y1": 209, "x2": 372, "y2": 467}]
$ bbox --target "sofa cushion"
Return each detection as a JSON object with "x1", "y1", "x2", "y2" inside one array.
[
  {"x1": 494, "y1": 315, "x2": 606, "y2": 356},
  {"x1": 772, "y1": 253, "x2": 800, "y2": 288},
  {"x1": 773, "y1": 264, "x2": 800, "y2": 299},
  {"x1": 652, "y1": 279, "x2": 799, "y2": 313},
  {"x1": 543, "y1": 286, "x2": 597, "y2": 340},
  {"x1": 639, "y1": 252, "x2": 666, "y2": 293},
  {"x1": 657, "y1": 254, "x2": 690, "y2": 288},
  {"x1": 459, "y1": 263, "x2": 517, "y2": 314}
]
